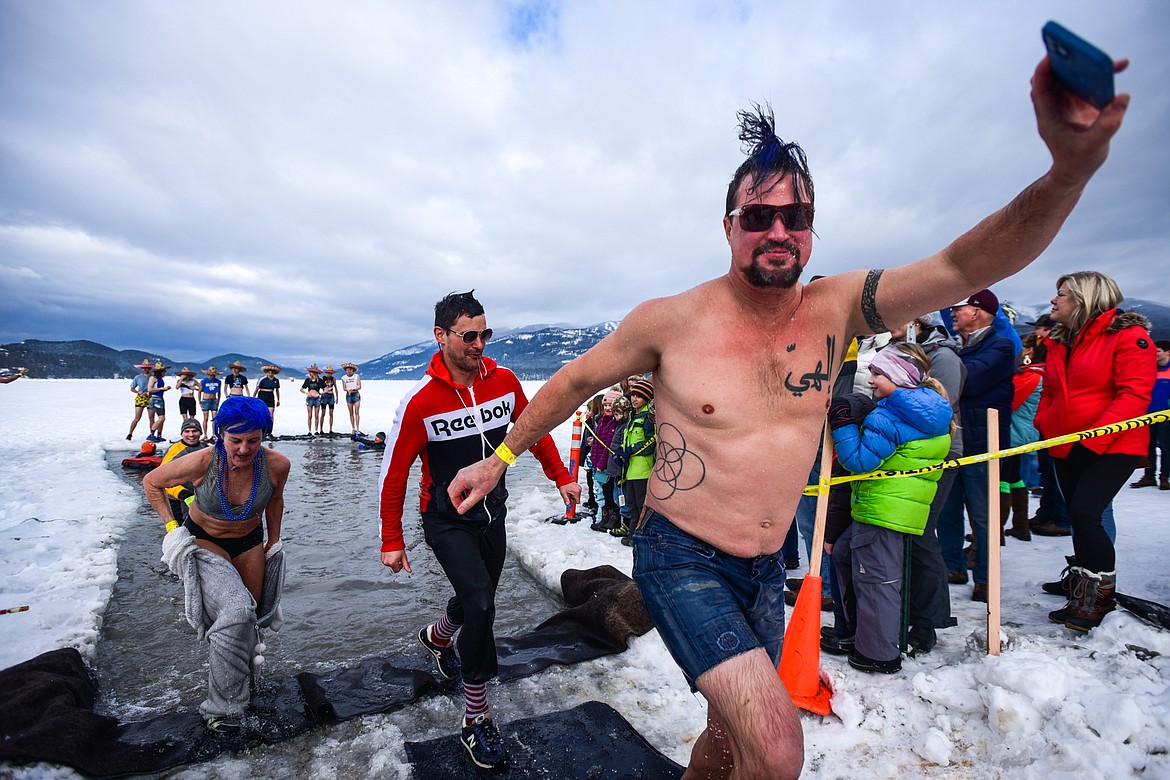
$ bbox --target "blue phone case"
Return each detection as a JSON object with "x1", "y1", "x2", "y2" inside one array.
[{"x1": 1042, "y1": 21, "x2": 1114, "y2": 109}]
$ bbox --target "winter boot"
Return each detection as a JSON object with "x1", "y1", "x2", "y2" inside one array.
[
  {"x1": 1042, "y1": 555, "x2": 1076, "y2": 596},
  {"x1": 1054, "y1": 568, "x2": 1116, "y2": 631},
  {"x1": 1130, "y1": 474, "x2": 1157, "y2": 488},
  {"x1": 1047, "y1": 566, "x2": 1086, "y2": 624},
  {"x1": 609, "y1": 517, "x2": 631, "y2": 538},
  {"x1": 1004, "y1": 487, "x2": 1032, "y2": 541},
  {"x1": 590, "y1": 506, "x2": 612, "y2": 532}
]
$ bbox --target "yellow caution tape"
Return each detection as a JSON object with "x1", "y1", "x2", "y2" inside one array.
[{"x1": 803, "y1": 409, "x2": 1170, "y2": 496}]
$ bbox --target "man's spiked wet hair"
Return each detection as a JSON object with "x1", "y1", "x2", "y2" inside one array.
[{"x1": 724, "y1": 103, "x2": 814, "y2": 217}]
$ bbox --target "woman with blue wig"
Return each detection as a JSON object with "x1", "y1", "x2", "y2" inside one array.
[{"x1": 144, "y1": 395, "x2": 292, "y2": 734}]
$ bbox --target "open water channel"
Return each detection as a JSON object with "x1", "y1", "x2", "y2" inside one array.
[{"x1": 97, "y1": 438, "x2": 572, "y2": 777}]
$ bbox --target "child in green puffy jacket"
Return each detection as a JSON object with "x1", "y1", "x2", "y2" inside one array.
[{"x1": 825, "y1": 343, "x2": 953, "y2": 674}]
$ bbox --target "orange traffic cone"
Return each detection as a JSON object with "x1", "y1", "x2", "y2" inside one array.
[
  {"x1": 778, "y1": 427, "x2": 834, "y2": 716},
  {"x1": 779, "y1": 574, "x2": 833, "y2": 715}
]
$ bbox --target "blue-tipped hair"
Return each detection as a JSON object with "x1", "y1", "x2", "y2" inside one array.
[
  {"x1": 725, "y1": 103, "x2": 814, "y2": 217},
  {"x1": 214, "y1": 396, "x2": 273, "y2": 438}
]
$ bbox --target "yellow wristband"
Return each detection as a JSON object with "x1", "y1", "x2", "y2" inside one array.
[
  {"x1": 165, "y1": 520, "x2": 179, "y2": 533},
  {"x1": 494, "y1": 442, "x2": 517, "y2": 466}
]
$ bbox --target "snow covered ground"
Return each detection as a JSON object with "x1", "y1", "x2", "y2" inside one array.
[{"x1": 2, "y1": 379, "x2": 1169, "y2": 779}]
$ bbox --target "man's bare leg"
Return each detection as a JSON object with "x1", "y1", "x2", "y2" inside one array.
[
  {"x1": 687, "y1": 648, "x2": 803, "y2": 779},
  {"x1": 684, "y1": 714, "x2": 734, "y2": 779}
]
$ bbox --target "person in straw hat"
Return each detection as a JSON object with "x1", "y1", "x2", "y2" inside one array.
[
  {"x1": 146, "y1": 361, "x2": 172, "y2": 443},
  {"x1": 301, "y1": 364, "x2": 324, "y2": 435},
  {"x1": 126, "y1": 360, "x2": 155, "y2": 441},
  {"x1": 319, "y1": 366, "x2": 339, "y2": 436},
  {"x1": 339, "y1": 362, "x2": 363, "y2": 437},
  {"x1": 200, "y1": 366, "x2": 223, "y2": 436},
  {"x1": 254, "y1": 365, "x2": 282, "y2": 431},
  {"x1": 224, "y1": 361, "x2": 249, "y2": 397},
  {"x1": 176, "y1": 367, "x2": 200, "y2": 421}
]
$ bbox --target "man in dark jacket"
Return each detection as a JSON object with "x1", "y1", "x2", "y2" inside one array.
[{"x1": 937, "y1": 289, "x2": 1015, "y2": 602}]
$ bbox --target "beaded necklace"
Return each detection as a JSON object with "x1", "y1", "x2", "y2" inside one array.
[{"x1": 217, "y1": 446, "x2": 261, "y2": 522}]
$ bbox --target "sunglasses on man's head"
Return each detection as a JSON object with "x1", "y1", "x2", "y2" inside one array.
[
  {"x1": 728, "y1": 203, "x2": 814, "y2": 233},
  {"x1": 447, "y1": 328, "x2": 493, "y2": 344}
]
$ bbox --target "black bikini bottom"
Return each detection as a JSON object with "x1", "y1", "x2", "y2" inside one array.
[{"x1": 183, "y1": 518, "x2": 263, "y2": 559}]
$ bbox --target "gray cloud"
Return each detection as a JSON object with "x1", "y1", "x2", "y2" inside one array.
[{"x1": 2, "y1": 0, "x2": 1167, "y2": 363}]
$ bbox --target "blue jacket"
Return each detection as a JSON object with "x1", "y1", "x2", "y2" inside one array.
[
  {"x1": 956, "y1": 329, "x2": 1015, "y2": 456},
  {"x1": 832, "y1": 387, "x2": 953, "y2": 535}
]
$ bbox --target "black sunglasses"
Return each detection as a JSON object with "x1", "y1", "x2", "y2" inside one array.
[
  {"x1": 728, "y1": 203, "x2": 814, "y2": 233},
  {"x1": 447, "y1": 328, "x2": 493, "y2": 344}
]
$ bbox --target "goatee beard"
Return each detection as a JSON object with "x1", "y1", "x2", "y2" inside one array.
[{"x1": 746, "y1": 240, "x2": 803, "y2": 288}]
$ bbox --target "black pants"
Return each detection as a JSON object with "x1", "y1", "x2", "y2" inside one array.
[
  {"x1": 623, "y1": 479, "x2": 648, "y2": 522},
  {"x1": 1147, "y1": 421, "x2": 1170, "y2": 480},
  {"x1": 1054, "y1": 444, "x2": 1139, "y2": 573},
  {"x1": 422, "y1": 509, "x2": 507, "y2": 684},
  {"x1": 908, "y1": 468, "x2": 959, "y2": 630}
]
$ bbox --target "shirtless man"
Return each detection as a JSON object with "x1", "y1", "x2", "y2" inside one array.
[{"x1": 449, "y1": 58, "x2": 1129, "y2": 779}]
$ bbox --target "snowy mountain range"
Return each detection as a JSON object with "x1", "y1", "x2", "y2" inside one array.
[
  {"x1": 4, "y1": 297, "x2": 1168, "y2": 380},
  {"x1": 360, "y1": 322, "x2": 620, "y2": 380}
]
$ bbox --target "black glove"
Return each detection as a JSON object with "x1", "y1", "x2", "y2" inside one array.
[
  {"x1": 827, "y1": 396, "x2": 855, "y2": 430},
  {"x1": 828, "y1": 393, "x2": 877, "y2": 430},
  {"x1": 844, "y1": 392, "x2": 877, "y2": 422}
]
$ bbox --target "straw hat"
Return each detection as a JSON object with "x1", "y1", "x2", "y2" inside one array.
[
  {"x1": 227, "y1": 361, "x2": 247, "y2": 371},
  {"x1": 305, "y1": 363, "x2": 322, "y2": 374},
  {"x1": 203, "y1": 366, "x2": 220, "y2": 375},
  {"x1": 152, "y1": 361, "x2": 171, "y2": 372},
  {"x1": 341, "y1": 362, "x2": 359, "y2": 371},
  {"x1": 177, "y1": 367, "x2": 196, "y2": 377},
  {"x1": 323, "y1": 365, "x2": 336, "y2": 374},
  {"x1": 133, "y1": 360, "x2": 153, "y2": 370},
  {"x1": 261, "y1": 364, "x2": 282, "y2": 374}
]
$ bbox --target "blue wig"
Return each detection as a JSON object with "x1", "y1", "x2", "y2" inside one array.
[{"x1": 214, "y1": 396, "x2": 273, "y2": 438}]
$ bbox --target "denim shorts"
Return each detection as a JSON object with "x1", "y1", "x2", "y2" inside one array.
[
  {"x1": 631, "y1": 508, "x2": 786, "y2": 690},
  {"x1": 346, "y1": 391, "x2": 360, "y2": 404},
  {"x1": 201, "y1": 399, "x2": 219, "y2": 412},
  {"x1": 305, "y1": 397, "x2": 320, "y2": 407},
  {"x1": 320, "y1": 393, "x2": 335, "y2": 407}
]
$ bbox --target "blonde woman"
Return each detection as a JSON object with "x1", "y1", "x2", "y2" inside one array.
[{"x1": 1037, "y1": 271, "x2": 1155, "y2": 631}]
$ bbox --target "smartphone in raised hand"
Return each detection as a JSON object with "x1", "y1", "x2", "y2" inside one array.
[{"x1": 1042, "y1": 21, "x2": 1115, "y2": 109}]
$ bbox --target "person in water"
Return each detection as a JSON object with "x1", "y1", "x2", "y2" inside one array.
[{"x1": 143, "y1": 396, "x2": 291, "y2": 734}]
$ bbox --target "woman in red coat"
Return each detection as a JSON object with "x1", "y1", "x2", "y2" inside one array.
[{"x1": 1035, "y1": 271, "x2": 1156, "y2": 631}]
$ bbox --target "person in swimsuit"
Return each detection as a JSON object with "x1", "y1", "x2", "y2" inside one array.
[
  {"x1": 143, "y1": 396, "x2": 291, "y2": 732},
  {"x1": 254, "y1": 365, "x2": 282, "y2": 430}
]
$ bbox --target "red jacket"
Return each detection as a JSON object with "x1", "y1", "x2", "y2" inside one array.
[
  {"x1": 377, "y1": 352, "x2": 572, "y2": 552},
  {"x1": 1034, "y1": 309, "x2": 1156, "y2": 458}
]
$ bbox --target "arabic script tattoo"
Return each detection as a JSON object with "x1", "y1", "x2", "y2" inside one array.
[
  {"x1": 783, "y1": 334, "x2": 837, "y2": 397},
  {"x1": 650, "y1": 422, "x2": 706, "y2": 501}
]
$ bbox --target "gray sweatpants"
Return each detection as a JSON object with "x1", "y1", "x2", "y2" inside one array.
[{"x1": 832, "y1": 521, "x2": 905, "y2": 662}]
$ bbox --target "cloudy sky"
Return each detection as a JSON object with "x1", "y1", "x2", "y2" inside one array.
[{"x1": 2, "y1": 1, "x2": 1167, "y2": 364}]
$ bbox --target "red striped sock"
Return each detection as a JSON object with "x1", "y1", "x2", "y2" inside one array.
[
  {"x1": 464, "y1": 682, "x2": 488, "y2": 722},
  {"x1": 433, "y1": 614, "x2": 459, "y2": 645}
]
